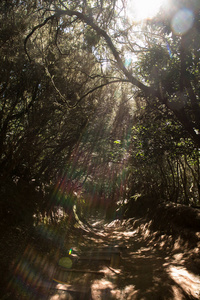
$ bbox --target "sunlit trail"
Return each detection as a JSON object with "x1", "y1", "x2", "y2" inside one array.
[
  {"x1": 168, "y1": 266, "x2": 200, "y2": 298},
  {"x1": 8, "y1": 89, "x2": 133, "y2": 298}
]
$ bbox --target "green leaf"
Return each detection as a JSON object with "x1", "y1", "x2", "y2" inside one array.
[{"x1": 114, "y1": 140, "x2": 121, "y2": 144}]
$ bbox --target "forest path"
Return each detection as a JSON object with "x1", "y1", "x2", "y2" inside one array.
[
  {"x1": 32, "y1": 218, "x2": 200, "y2": 300},
  {"x1": 96, "y1": 220, "x2": 200, "y2": 300}
]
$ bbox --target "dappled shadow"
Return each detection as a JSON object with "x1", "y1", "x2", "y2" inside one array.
[
  {"x1": 88, "y1": 219, "x2": 200, "y2": 299},
  {"x1": 5, "y1": 218, "x2": 200, "y2": 299}
]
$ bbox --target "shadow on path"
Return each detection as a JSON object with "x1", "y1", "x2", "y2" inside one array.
[{"x1": 5, "y1": 218, "x2": 200, "y2": 299}]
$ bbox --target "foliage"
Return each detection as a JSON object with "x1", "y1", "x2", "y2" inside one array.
[
  {"x1": 125, "y1": 0, "x2": 200, "y2": 208},
  {"x1": 60, "y1": 86, "x2": 133, "y2": 219},
  {"x1": 128, "y1": 98, "x2": 200, "y2": 206},
  {"x1": 1, "y1": 0, "x2": 200, "y2": 229},
  {"x1": 2, "y1": 2, "x2": 200, "y2": 299},
  {"x1": 0, "y1": 0, "x2": 99, "y2": 226}
]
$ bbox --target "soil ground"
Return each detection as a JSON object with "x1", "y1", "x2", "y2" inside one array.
[{"x1": 3, "y1": 215, "x2": 200, "y2": 300}]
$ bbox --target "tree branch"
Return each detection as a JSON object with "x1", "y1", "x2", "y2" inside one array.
[
  {"x1": 74, "y1": 79, "x2": 130, "y2": 106},
  {"x1": 55, "y1": 6, "x2": 151, "y2": 95},
  {"x1": 24, "y1": 5, "x2": 200, "y2": 147},
  {"x1": 45, "y1": 61, "x2": 129, "y2": 108},
  {"x1": 24, "y1": 15, "x2": 55, "y2": 61}
]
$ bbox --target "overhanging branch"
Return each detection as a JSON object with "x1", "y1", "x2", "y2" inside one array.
[
  {"x1": 24, "y1": 15, "x2": 55, "y2": 61},
  {"x1": 45, "y1": 62, "x2": 130, "y2": 108},
  {"x1": 56, "y1": 6, "x2": 151, "y2": 95},
  {"x1": 24, "y1": 4, "x2": 200, "y2": 146}
]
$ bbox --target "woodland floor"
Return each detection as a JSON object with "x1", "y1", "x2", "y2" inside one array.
[{"x1": 1, "y1": 213, "x2": 200, "y2": 300}]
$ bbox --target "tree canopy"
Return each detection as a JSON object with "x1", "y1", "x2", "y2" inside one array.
[{"x1": 0, "y1": 0, "x2": 200, "y2": 228}]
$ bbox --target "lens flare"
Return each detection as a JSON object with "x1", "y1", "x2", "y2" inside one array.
[
  {"x1": 171, "y1": 8, "x2": 194, "y2": 35},
  {"x1": 58, "y1": 257, "x2": 73, "y2": 269},
  {"x1": 166, "y1": 42, "x2": 172, "y2": 58}
]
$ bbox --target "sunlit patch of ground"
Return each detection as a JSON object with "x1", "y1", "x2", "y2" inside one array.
[
  {"x1": 101, "y1": 218, "x2": 200, "y2": 299},
  {"x1": 167, "y1": 266, "x2": 200, "y2": 298},
  {"x1": 6, "y1": 215, "x2": 200, "y2": 299},
  {"x1": 49, "y1": 294, "x2": 73, "y2": 300},
  {"x1": 122, "y1": 230, "x2": 137, "y2": 237},
  {"x1": 91, "y1": 280, "x2": 139, "y2": 299},
  {"x1": 91, "y1": 279, "x2": 116, "y2": 299},
  {"x1": 105, "y1": 220, "x2": 122, "y2": 228}
]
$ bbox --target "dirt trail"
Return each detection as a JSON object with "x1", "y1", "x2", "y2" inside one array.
[
  {"x1": 7, "y1": 218, "x2": 200, "y2": 300},
  {"x1": 94, "y1": 220, "x2": 200, "y2": 299}
]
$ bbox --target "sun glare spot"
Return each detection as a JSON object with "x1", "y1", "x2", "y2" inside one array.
[
  {"x1": 127, "y1": 0, "x2": 167, "y2": 21},
  {"x1": 171, "y1": 8, "x2": 194, "y2": 35}
]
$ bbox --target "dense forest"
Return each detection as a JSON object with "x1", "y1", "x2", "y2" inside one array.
[
  {"x1": 0, "y1": 0, "x2": 200, "y2": 298},
  {"x1": 1, "y1": 0, "x2": 200, "y2": 225}
]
